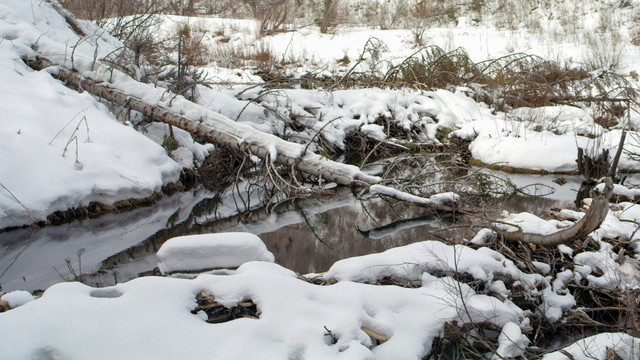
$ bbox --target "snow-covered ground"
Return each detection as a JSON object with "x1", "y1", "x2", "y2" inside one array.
[
  {"x1": 3, "y1": 225, "x2": 640, "y2": 359},
  {"x1": 2, "y1": 0, "x2": 640, "y2": 229}
]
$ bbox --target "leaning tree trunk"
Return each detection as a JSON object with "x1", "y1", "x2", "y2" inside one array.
[
  {"x1": 495, "y1": 178, "x2": 613, "y2": 246},
  {"x1": 497, "y1": 128, "x2": 626, "y2": 246}
]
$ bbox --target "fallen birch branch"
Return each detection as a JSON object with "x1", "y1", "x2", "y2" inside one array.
[{"x1": 369, "y1": 184, "x2": 460, "y2": 212}]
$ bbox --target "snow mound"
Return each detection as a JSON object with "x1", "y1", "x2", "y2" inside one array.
[
  {"x1": 542, "y1": 333, "x2": 640, "y2": 360},
  {"x1": 493, "y1": 322, "x2": 529, "y2": 359},
  {"x1": 496, "y1": 211, "x2": 572, "y2": 235},
  {"x1": 321, "y1": 240, "x2": 542, "y2": 289},
  {"x1": 0, "y1": 260, "x2": 524, "y2": 359},
  {"x1": 157, "y1": 232, "x2": 275, "y2": 274},
  {"x1": 0, "y1": 290, "x2": 34, "y2": 309}
]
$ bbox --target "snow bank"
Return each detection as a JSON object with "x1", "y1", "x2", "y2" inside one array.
[
  {"x1": 0, "y1": 0, "x2": 211, "y2": 229},
  {"x1": 322, "y1": 240, "x2": 542, "y2": 290},
  {"x1": 157, "y1": 233, "x2": 275, "y2": 274},
  {"x1": 0, "y1": 260, "x2": 525, "y2": 360}
]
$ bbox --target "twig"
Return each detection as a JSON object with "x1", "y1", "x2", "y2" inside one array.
[{"x1": 0, "y1": 182, "x2": 33, "y2": 221}]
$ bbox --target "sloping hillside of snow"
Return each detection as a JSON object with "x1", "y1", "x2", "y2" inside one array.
[{"x1": 0, "y1": 0, "x2": 212, "y2": 229}]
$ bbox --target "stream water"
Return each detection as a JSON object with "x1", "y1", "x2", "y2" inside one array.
[{"x1": 1, "y1": 171, "x2": 638, "y2": 293}]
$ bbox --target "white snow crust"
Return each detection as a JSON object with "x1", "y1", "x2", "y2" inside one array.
[{"x1": 3, "y1": 1, "x2": 640, "y2": 358}]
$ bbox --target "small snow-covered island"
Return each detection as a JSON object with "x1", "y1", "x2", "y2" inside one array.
[{"x1": 2, "y1": 0, "x2": 640, "y2": 358}]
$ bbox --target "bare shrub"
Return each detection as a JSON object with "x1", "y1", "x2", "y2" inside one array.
[
  {"x1": 363, "y1": 0, "x2": 408, "y2": 30},
  {"x1": 197, "y1": 0, "x2": 249, "y2": 16},
  {"x1": 212, "y1": 39, "x2": 277, "y2": 71},
  {"x1": 632, "y1": 28, "x2": 640, "y2": 47},
  {"x1": 172, "y1": 0, "x2": 199, "y2": 16},
  {"x1": 470, "y1": 0, "x2": 485, "y2": 14},
  {"x1": 316, "y1": 0, "x2": 342, "y2": 34},
  {"x1": 384, "y1": 46, "x2": 473, "y2": 89},
  {"x1": 408, "y1": 0, "x2": 431, "y2": 46},
  {"x1": 492, "y1": 0, "x2": 537, "y2": 30},
  {"x1": 60, "y1": 0, "x2": 170, "y2": 74},
  {"x1": 582, "y1": 30, "x2": 626, "y2": 71},
  {"x1": 174, "y1": 23, "x2": 213, "y2": 67},
  {"x1": 60, "y1": 0, "x2": 163, "y2": 21},
  {"x1": 242, "y1": 0, "x2": 298, "y2": 35},
  {"x1": 162, "y1": 23, "x2": 213, "y2": 100}
]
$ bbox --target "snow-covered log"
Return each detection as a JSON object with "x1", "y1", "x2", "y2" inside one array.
[
  {"x1": 22, "y1": 54, "x2": 465, "y2": 214},
  {"x1": 496, "y1": 178, "x2": 613, "y2": 246},
  {"x1": 30, "y1": 58, "x2": 381, "y2": 188}
]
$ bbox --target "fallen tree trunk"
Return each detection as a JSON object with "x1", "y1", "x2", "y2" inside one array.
[
  {"x1": 28, "y1": 57, "x2": 381, "y2": 188},
  {"x1": 24, "y1": 57, "x2": 463, "y2": 213},
  {"x1": 495, "y1": 178, "x2": 614, "y2": 246},
  {"x1": 24, "y1": 55, "x2": 467, "y2": 214}
]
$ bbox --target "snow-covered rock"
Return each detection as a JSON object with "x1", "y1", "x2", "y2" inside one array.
[
  {"x1": 156, "y1": 232, "x2": 275, "y2": 274},
  {"x1": 542, "y1": 333, "x2": 640, "y2": 360},
  {"x1": 0, "y1": 290, "x2": 34, "y2": 309}
]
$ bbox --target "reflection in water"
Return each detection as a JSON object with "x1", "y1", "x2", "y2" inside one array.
[
  {"x1": 4, "y1": 170, "x2": 635, "y2": 292},
  {"x1": 259, "y1": 200, "x2": 457, "y2": 274}
]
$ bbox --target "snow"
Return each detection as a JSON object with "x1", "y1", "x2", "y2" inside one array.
[
  {"x1": 468, "y1": 228, "x2": 496, "y2": 245},
  {"x1": 2, "y1": 0, "x2": 640, "y2": 229},
  {"x1": 369, "y1": 185, "x2": 458, "y2": 206},
  {"x1": 3, "y1": 198, "x2": 640, "y2": 358},
  {"x1": 3, "y1": 0, "x2": 640, "y2": 358},
  {"x1": 0, "y1": 0, "x2": 212, "y2": 229},
  {"x1": 496, "y1": 211, "x2": 572, "y2": 235},
  {"x1": 494, "y1": 322, "x2": 529, "y2": 359},
  {"x1": 596, "y1": 182, "x2": 640, "y2": 200},
  {"x1": 0, "y1": 290, "x2": 34, "y2": 308},
  {"x1": 542, "y1": 333, "x2": 640, "y2": 360},
  {"x1": 157, "y1": 232, "x2": 275, "y2": 274},
  {"x1": 322, "y1": 241, "x2": 542, "y2": 291},
  {"x1": 0, "y1": 259, "x2": 523, "y2": 360}
]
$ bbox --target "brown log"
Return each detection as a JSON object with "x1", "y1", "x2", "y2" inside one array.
[{"x1": 496, "y1": 178, "x2": 613, "y2": 246}]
